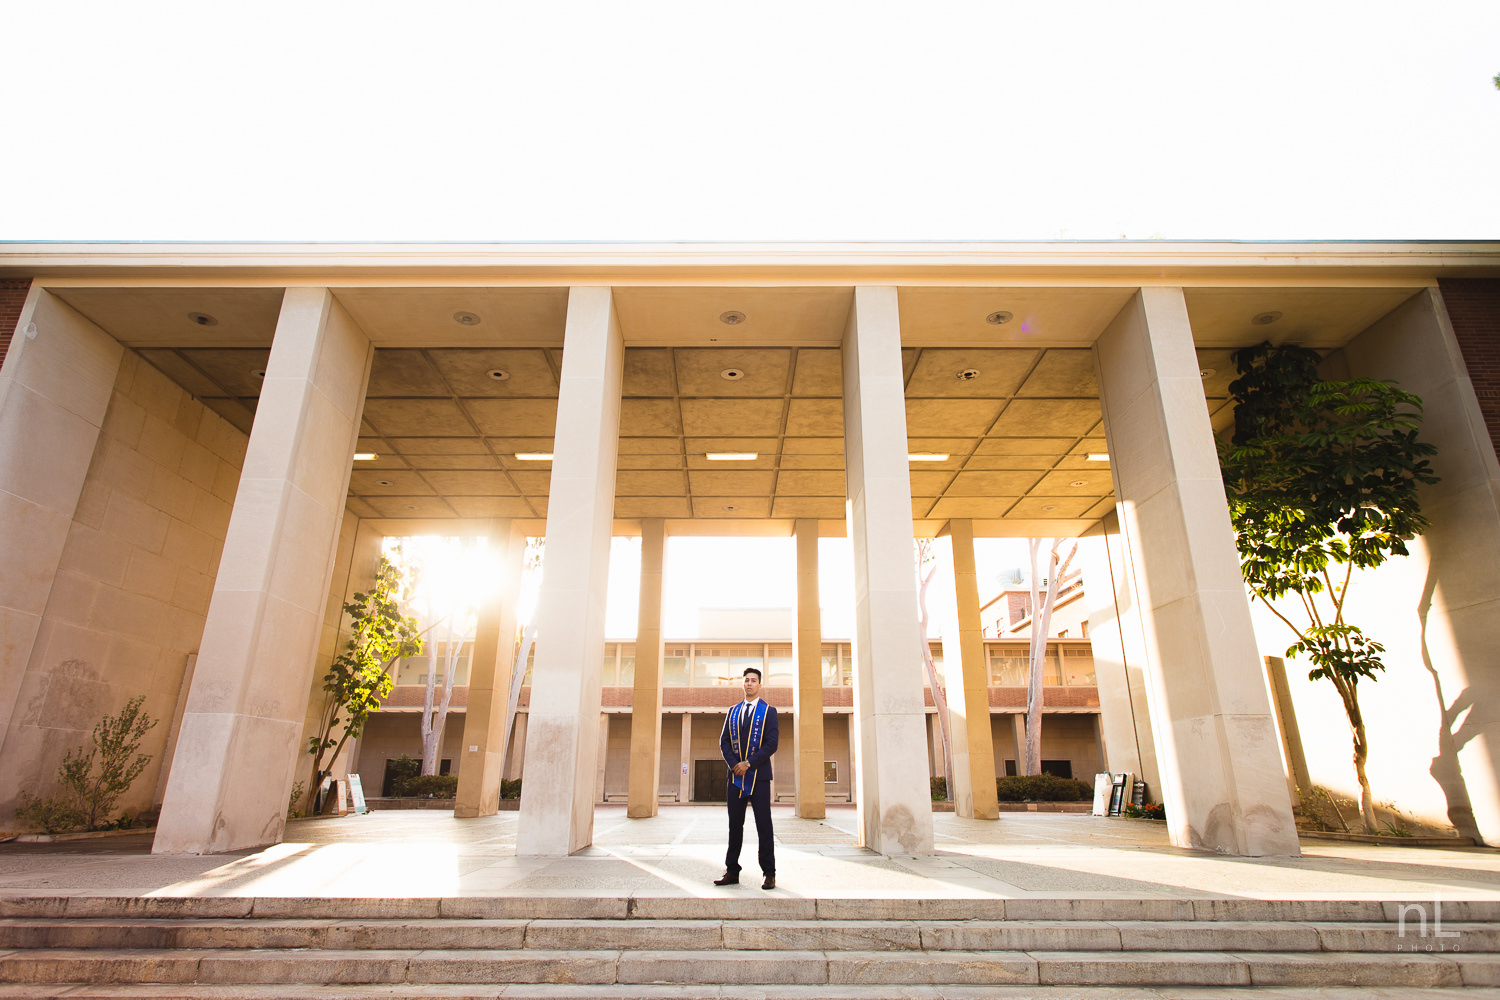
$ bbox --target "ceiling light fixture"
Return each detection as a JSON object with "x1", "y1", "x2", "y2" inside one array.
[
  {"x1": 956, "y1": 369, "x2": 981, "y2": 381},
  {"x1": 515, "y1": 452, "x2": 554, "y2": 461},
  {"x1": 353, "y1": 453, "x2": 378, "y2": 461},
  {"x1": 908, "y1": 453, "x2": 950, "y2": 462},
  {"x1": 719, "y1": 311, "x2": 745, "y2": 325},
  {"x1": 187, "y1": 312, "x2": 218, "y2": 327},
  {"x1": 720, "y1": 368, "x2": 746, "y2": 381},
  {"x1": 1199, "y1": 368, "x2": 1216, "y2": 379},
  {"x1": 454, "y1": 311, "x2": 481, "y2": 326},
  {"x1": 1042, "y1": 504, "x2": 1058, "y2": 512},
  {"x1": 707, "y1": 452, "x2": 757, "y2": 461},
  {"x1": 376, "y1": 480, "x2": 393, "y2": 487},
  {"x1": 1086, "y1": 453, "x2": 1110, "y2": 462},
  {"x1": 1069, "y1": 480, "x2": 1088, "y2": 487},
  {"x1": 250, "y1": 369, "x2": 266, "y2": 379},
  {"x1": 486, "y1": 369, "x2": 510, "y2": 381},
  {"x1": 1252, "y1": 311, "x2": 1283, "y2": 326},
  {"x1": 985, "y1": 311, "x2": 1013, "y2": 325}
]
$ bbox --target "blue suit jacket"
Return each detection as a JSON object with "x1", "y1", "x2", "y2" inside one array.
[{"x1": 720, "y1": 700, "x2": 778, "y2": 785}]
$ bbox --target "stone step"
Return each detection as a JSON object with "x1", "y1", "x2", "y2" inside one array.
[
  {"x1": 2, "y1": 947, "x2": 1496, "y2": 988},
  {"x1": 4, "y1": 916, "x2": 1497, "y2": 954}
]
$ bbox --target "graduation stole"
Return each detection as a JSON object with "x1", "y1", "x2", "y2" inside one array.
[{"x1": 728, "y1": 698, "x2": 770, "y2": 794}]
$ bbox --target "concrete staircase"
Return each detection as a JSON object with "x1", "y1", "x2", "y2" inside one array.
[{"x1": 2, "y1": 895, "x2": 1499, "y2": 997}]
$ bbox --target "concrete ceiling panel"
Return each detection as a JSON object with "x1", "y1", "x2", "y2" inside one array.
[
  {"x1": 1083, "y1": 497, "x2": 1119, "y2": 520},
  {"x1": 331, "y1": 287, "x2": 569, "y2": 346},
  {"x1": 675, "y1": 348, "x2": 792, "y2": 396},
  {"x1": 686, "y1": 455, "x2": 775, "y2": 470},
  {"x1": 137, "y1": 350, "x2": 227, "y2": 398},
  {"x1": 1067, "y1": 437, "x2": 1110, "y2": 456},
  {"x1": 446, "y1": 496, "x2": 538, "y2": 518},
  {"x1": 1030, "y1": 469, "x2": 1115, "y2": 496},
  {"x1": 428, "y1": 349, "x2": 559, "y2": 397},
  {"x1": 345, "y1": 496, "x2": 380, "y2": 518},
  {"x1": 898, "y1": 287, "x2": 1136, "y2": 345},
  {"x1": 1016, "y1": 349, "x2": 1099, "y2": 397},
  {"x1": 947, "y1": 471, "x2": 1045, "y2": 496},
  {"x1": 688, "y1": 470, "x2": 776, "y2": 495},
  {"x1": 1007, "y1": 496, "x2": 1098, "y2": 518},
  {"x1": 964, "y1": 456, "x2": 1056, "y2": 471},
  {"x1": 778, "y1": 454, "x2": 846, "y2": 470},
  {"x1": 620, "y1": 398, "x2": 684, "y2": 436},
  {"x1": 784, "y1": 398, "x2": 843, "y2": 436},
  {"x1": 691, "y1": 496, "x2": 773, "y2": 517},
  {"x1": 51, "y1": 287, "x2": 286, "y2": 348},
  {"x1": 906, "y1": 349, "x2": 1036, "y2": 397},
  {"x1": 681, "y1": 398, "x2": 784, "y2": 437},
  {"x1": 180, "y1": 349, "x2": 271, "y2": 398},
  {"x1": 611, "y1": 287, "x2": 853, "y2": 346},
  {"x1": 405, "y1": 453, "x2": 500, "y2": 471},
  {"x1": 1184, "y1": 287, "x2": 1421, "y2": 350},
  {"x1": 367, "y1": 350, "x2": 450, "y2": 396},
  {"x1": 619, "y1": 454, "x2": 687, "y2": 470},
  {"x1": 623, "y1": 349, "x2": 678, "y2": 395},
  {"x1": 782, "y1": 436, "x2": 844, "y2": 455},
  {"x1": 364, "y1": 496, "x2": 457, "y2": 517},
  {"x1": 616, "y1": 471, "x2": 689, "y2": 496},
  {"x1": 615, "y1": 497, "x2": 693, "y2": 518},
  {"x1": 912, "y1": 497, "x2": 937, "y2": 518},
  {"x1": 350, "y1": 448, "x2": 410, "y2": 470},
  {"x1": 349, "y1": 471, "x2": 435, "y2": 495},
  {"x1": 790, "y1": 349, "x2": 843, "y2": 396},
  {"x1": 421, "y1": 471, "x2": 521, "y2": 496},
  {"x1": 987, "y1": 399, "x2": 1102, "y2": 437},
  {"x1": 775, "y1": 470, "x2": 845, "y2": 496},
  {"x1": 683, "y1": 437, "x2": 781, "y2": 455},
  {"x1": 361, "y1": 398, "x2": 476, "y2": 437},
  {"x1": 486, "y1": 437, "x2": 556, "y2": 454},
  {"x1": 1195, "y1": 349, "x2": 1239, "y2": 397},
  {"x1": 464, "y1": 399, "x2": 559, "y2": 437},
  {"x1": 389, "y1": 436, "x2": 491, "y2": 455},
  {"x1": 929, "y1": 497, "x2": 1019, "y2": 519},
  {"x1": 906, "y1": 437, "x2": 982, "y2": 454},
  {"x1": 773, "y1": 497, "x2": 845, "y2": 519},
  {"x1": 618, "y1": 436, "x2": 682, "y2": 455},
  {"x1": 904, "y1": 399, "x2": 1001, "y2": 437},
  {"x1": 508, "y1": 471, "x2": 553, "y2": 494},
  {"x1": 908, "y1": 470, "x2": 958, "y2": 495}
]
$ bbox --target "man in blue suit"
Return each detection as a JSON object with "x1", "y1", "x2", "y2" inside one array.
[{"x1": 716, "y1": 666, "x2": 778, "y2": 889}]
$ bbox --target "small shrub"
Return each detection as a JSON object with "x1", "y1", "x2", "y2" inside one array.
[
  {"x1": 386, "y1": 754, "x2": 421, "y2": 795},
  {"x1": 1123, "y1": 802, "x2": 1166, "y2": 821},
  {"x1": 500, "y1": 778, "x2": 522, "y2": 800},
  {"x1": 995, "y1": 773, "x2": 1093, "y2": 802},
  {"x1": 15, "y1": 697, "x2": 157, "y2": 832},
  {"x1": 396, "y1": 774, "x2": 458, "y2": 798},
  {"x1": 930, "y1": 777, "x2": 948, "y2": 801},
  {"x1": 15, "y1": 791, "x2": 85, "y2": 833},
  {"x1": 287, "y1": 780, "x2": 305, "y2": 820}
]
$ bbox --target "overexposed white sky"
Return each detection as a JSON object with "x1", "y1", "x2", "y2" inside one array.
[{"x1": 3, "y1": 1, "x2": 1498, "y2": 241}]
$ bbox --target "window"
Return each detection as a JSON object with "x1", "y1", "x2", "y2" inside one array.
[
  {"x1": 663, "y1": 646, "x2": 689, "y2": 685},
  {"x1": 693, "y1": 647, "x2": 730, "y2": 685},
  {"x1": 821, "y1": 645, "x2": 840, "y2": 686},
  {"x1": 601, "y1": 644, "x2": 618, "y2": 685},
  {"x1": 394, "y1": 643, "x2": 471, "y2": 686},
  {"x1": 1062, "y1": 646, "x2": 1096, "y2": 685},
  {"x1": 766, "y1": 645, "x2": 793, "y2": 685},
  {"x1": 986, "y1": 644, "x2": 1060, "y2": 686},
  {"x1": 618, "y1": 644, "x2": 635, "y2": 686}
]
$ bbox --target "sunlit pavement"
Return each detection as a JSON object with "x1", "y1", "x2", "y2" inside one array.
[{"x1": 1, "y1": 805, "x2": 1497, "y2": 901}]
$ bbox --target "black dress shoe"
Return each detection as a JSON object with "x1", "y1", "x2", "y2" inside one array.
[
  {"x1": 761, "y1": 875, "x2": 776, "y2": 890},
  {"x1": 713, "y1": 872, "x2": 739, "y2": 886}
]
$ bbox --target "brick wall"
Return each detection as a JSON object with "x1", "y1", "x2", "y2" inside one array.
[
  {"x1": 1438, "y1": 278, "x2": 1500, "y2": 461},
  {"x1": 0, "y1": 278, "x2": 32, "y2": 366}
]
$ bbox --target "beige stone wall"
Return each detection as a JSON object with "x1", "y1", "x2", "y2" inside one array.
[
  {"x1": 355, "y1": 709, "x2": 469, "y2": 796},
  {"x1": 0, "y1": 351, "x2": 246, "y2": 823}
]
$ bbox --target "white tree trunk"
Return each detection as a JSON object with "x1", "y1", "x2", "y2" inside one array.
[
  {"x1": 1025, "y1": 538, "x2": 1077, "y2": 776},
  {"x1": 421, "y1": 614, "x2": 465, "y2": 776},
  {"x1": 916, "y1": 540, "x2": 952, "y2": 797}
]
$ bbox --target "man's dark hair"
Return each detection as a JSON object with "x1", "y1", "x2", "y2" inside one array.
[{"x1": 742, "y1": 666, "x2": 763, "y2": 681}]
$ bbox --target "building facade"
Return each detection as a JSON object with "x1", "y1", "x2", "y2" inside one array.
[{"x1": 1, "y1": 244, "x2": 1498, "y2": 858}]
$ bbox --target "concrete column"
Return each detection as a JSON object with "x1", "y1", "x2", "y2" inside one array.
[
  {"x1": 678, "y1": 712, "x2": 692, "y2": 803},
  {"x1": 596, "y1": 714, "x2": 610, "y2": 803},
  {"x1": 154, "y1": 288, "x2": 372, "y2": 854},
  {"x1": 455, "y1": 520, "x2": 525, "y2": 818},
  {"x1": 628, "y1": 519, "x2": 666, "y2": 817},
  {"x1": 1262, "y1": 656, "x2": 1310, "y2": 807},
  {"x1": 1010, "y1": 714, "x2": 1026, "y2": 774},
  {"x1": 943, "y1": 519, "x2": 999, "y2": 819},
  {"x1": 1095, "y1": 287, "x2": 1299, "y2": 856},
  {"x1": 792, "y1": 518, "x2": 826, "y2": 818},
  {"x1": 1077, "y1": 513, "x2": 1161, "y2": 793},
  {"x1": 0, "y1": 288, "x2": 123, "y2": 758},
  {"x1": 1334, "y1": 288, "x2": 1500, "y2": 843},
  {"x1": 506, "y1": 712, "x2": 528, "y2": 780},
  {"x1": 842, "y1": 285, "x2": 935, "y2": 855},
  {"x1": 517, "y1": 286, "x2": 623, "y2": 856}
]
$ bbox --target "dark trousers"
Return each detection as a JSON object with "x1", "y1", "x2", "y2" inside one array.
[{"x1": 725, "y1": 777, "x2": 775, "y2": 876}]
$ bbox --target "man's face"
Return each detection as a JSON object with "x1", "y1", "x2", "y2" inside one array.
[{"x1": 742, "y1": 671, "x2": 761, "y2": 699}]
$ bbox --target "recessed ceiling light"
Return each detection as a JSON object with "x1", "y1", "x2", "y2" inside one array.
[
  {"x1": 1252, "y1": 311, "x2": 1282, "y2": 326},
  {"x1": 956, "y1": 369, "x2": 981, "y2": 381},
  {"x1": 720, "y1": 368, "x2": 746, "y2": 381},
  {"x1": 719, "y1": 311, "x2": 745, "y2": 325},
  {"x1": 1069, "y1": 480, "x2": 1088, "y2": 487},
  {"x1": 1042, "y1": 504, "x2": 1058, "y2": 512},
  {"x1": 353, "y1": 453, "x2": 378, "y2": 461},
  {"x1": 454, "y1": 311, "x2": 481, "y2": 326},
  {"x1": 487, "y1": 369, "x2": 510, "y2": 381},
  {"x1": 250, "y1": 369, "x2": 266, "y2": 378},
  {"x1": 985, "y1": 311, "x2": 1013, "y2": 325},
  {"x1": 405, "y1": 504, "x2": 418, "y2": 511},
  {"x1": 187, "y1": 312, "x2": 218, "y2": 327},
  {"x1": 1199, "y1": 368, "x2": 1216, "y2": 379},
  {"x1": 515, "y1": 452, "x2": 554, "y2": 461},
  {"x1": 908, "y1": 453, "x2": 949, "y2": 462},
  {"x1": 376, "y1": 480, "x2": 393, "y2": 486},
  {"x1": 707, "y1": 452, "x2": 757, "y2": 461},
  {"x1": 1086, "y1": 453, "x2": 1109, "y2": 462},
  {"x1": 723, "y1": 504, "x2": 738, "y2": 511}
]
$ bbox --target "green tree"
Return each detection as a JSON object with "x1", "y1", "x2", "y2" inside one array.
[
  {"x1": 306, "y1": 554, "x2": 424, "y2": 806},
  {"x1": 1219, "y1": 343, "x2": 1438, "y2": 831},
  {"x1": 18, "y1": 696, "x2": 158, "y2": 831}
]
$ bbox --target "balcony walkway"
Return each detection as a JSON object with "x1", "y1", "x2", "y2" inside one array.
[{"x1": 2, "y1": 806, "x2": 1497, "y2": 902}]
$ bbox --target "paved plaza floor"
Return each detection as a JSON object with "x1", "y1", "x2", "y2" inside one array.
[{"x1": 2, "y1": 806, "x2": 1497, "y2": 902}]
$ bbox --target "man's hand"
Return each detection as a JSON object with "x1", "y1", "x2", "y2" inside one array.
[{"x1": 733, "y1": 761, "x2": 750, "y2": 777}]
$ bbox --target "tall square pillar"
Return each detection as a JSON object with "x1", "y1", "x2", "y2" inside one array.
[
  {"x1": 1095, "y1": 287, "x2": 1299, "y2": 856},
  {"x1": 793, "y1": 518, "x2": 826, "y2": 818},
  {"x1": 842, "y1": 285, "x2": 935, "y2": 855},
  {"x1": 943, "y1": 519, "x2": 999, "y2": 819},
  {"x1": 628, "y1": 519, "x2": 666, "y2": 817},
  {"x1": 154, "y1": 288, "x2": 372, "y2": 854},
  {"x1": 516, "y1": 287, "x2": 623, "y2": 856},
  {"x1": 455, "y1": 519, "x2": 525, "y2": 818}
]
